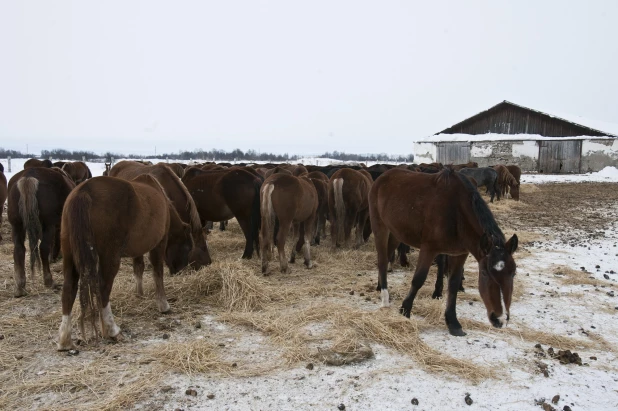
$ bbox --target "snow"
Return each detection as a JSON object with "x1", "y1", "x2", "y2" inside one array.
[
  {"x1": 522, "y1": 167, "x2": 618, "y2": 184},
  {"x1": 470, "y1": 144, "x2": 493, "y2": 157},
  {"x1": 419, "y1": 133, "x2": 617, "y2": 143},
  {"x1": 512, "y1": 141, "x2": 539, "y2": 159}
]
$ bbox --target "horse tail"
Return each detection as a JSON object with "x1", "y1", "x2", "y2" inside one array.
[
  {"x1": 251, "y1": 177, "x2": 263, "y2": 254},
  {"x1": 333, "y1": 178, "x2": 345, "y2": 245},
  {"x1": 260, "y1": 183, "x2": 276, "y2": 253},
  {"x1": 16, "y1": 177, "x2": 42, "y2": 275},
  {"x1": 67, "y1": 191, "x2": 101, "y2": 341}
]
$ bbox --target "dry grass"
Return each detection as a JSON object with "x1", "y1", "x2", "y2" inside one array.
[
  {"x1": 0, "y1": 189, "x2": 616, "y2": 409},
  {"x1": 552, "y1": 265, "x2": 612, "y2": 287}
]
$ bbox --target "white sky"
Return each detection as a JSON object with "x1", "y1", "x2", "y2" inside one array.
[{"x1": 1, "y1": 1, "x2": 617, "y2": 156}]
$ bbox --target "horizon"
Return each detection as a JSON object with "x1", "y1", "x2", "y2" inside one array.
[{"x1": 2, "y1": 1, "x2": 618, "y2": 155}]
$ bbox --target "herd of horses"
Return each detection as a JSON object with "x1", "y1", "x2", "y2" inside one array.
[{"x1": 0, "y1": 158, "x2": 520, "y2": 350}]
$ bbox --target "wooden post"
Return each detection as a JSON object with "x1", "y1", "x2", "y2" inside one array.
[{"x1": 7, "y1": 156, "x2": 11, "y2": 172}]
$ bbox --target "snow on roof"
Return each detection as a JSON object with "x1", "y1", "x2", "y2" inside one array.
[{"x1": 418, "y1": 133, "x2": 616, "y2": 143}]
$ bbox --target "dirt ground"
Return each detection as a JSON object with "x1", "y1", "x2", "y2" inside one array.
[{"x1": 0, "y1": 183, "x2": 617, "y2": 410}]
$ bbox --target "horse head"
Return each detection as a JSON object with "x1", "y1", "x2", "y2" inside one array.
[
  {"x1": 477, "y1": 232, "x2": 518, "y2": 328},
  {"x1": 165, "y1": 221, "x2": 193, "y2": 275}
]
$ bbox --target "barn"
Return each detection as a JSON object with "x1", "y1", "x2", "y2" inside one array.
[{"x1": 414, "y1": 101, "x2": 618, "y2": 173}]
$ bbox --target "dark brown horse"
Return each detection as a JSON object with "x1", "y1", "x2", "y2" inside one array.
[
  {"x1": 0, "y1": 164, "x2": 6, "y2": 242},
  {"x1": 24, "y1": 158, "x2": 52, "y2": 169},
  {"x1": 103, "y1": 163, "x2": 112, "y2": 176},
  {"x1": 369, "y1": 168, "x2": 518, "y2": 336},
  {"x1": 57, "y1": 175, "x2": 193, "y2": 350},
  {"x1": 307, "y1": 171, "x2": 330, "y2": 244},
  {"x1": 62, "y1": 161, "x2": 92, "y2": 184},
  {"x1": 328, "y1": 168, "x2": 372, "y2": 248},
  {"x1": 7, "y1": 167, "x2": 76, "y2": 297},
  {"x1": 182, "y1": 167, "x2": 263, "y2": 259},
  {"x1": 260, "y1": 173, "x2": 318, "y2": 274},
  {"x1": 452, "y1": 161, "x2": 479, "y2": 171},
  {"x1": 506, "y1": 165, "x2": 522, "y2": 200},
  {"x1": 493, "y1": 165, "x2": 519, "y2": 201},
  {"x1": 109, "y1": 161, "x2": 211, "y2": 269}
]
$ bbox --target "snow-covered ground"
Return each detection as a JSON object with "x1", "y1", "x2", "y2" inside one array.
[{"x1": 521, "y1": 166, "x2": 618, "y2": 184}]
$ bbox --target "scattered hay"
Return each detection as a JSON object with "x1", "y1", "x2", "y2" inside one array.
[
  {"x1": 314, "y1": 329, "x2": 374, "y2": 365},
  {"x1": 520, "y1": 183, "x2": 540, "y2": 193},
  {"x1": 150, "y1": 338, "x2": 229, "y2": 375},
  {"x1": 217, "y1": 261, "x2": 273, "y2": 312},
  {"x1": 552, "y1": 265, "x2": 611, "y2": 287}
]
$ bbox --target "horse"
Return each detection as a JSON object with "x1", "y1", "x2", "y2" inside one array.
[
  {"x1": 307, "y1": 171, "x2": 330, "y2": 244},
  {"x1": 328, "y1": 168, "x2": 372, "y2": 248},
  {"x1": 459, "y1": 167, "x2": 499, "y2": 202},
  {"x1": 24, "y1": 158, "x2": 52, "y2": 169},
  {"x1": 493, "y1": 165, "x2": 519, "y2": 201},
  {"x1": 7, "y1": 167, "x2": 76, "y2": 297},
  {"x1": 369, "y1": 167, "x2": 518, "y2": 336},
  {"x1": 506, "y1": 165, "x2": 522, "y2": 200},
  {"x1": 57, "y1": 175, "x2": 193, "y2": 350},
  {"x1": 0, "y1": 164, "x2": 6, "y2": 242},
  {"x1": 182, "y1": 167, "x2": 262, "y2": 259},
  {"x1": 109, "y1": 161, "x2": 211, "y2": 269},
  {"x1": 260, "y1": 173, "x2": 318, "y2": 274},
  {"x1": 62, "y1": 161, "x2": 92, "y2": 184},
  {"x1": 451, "y1": 161, "x2": 479, "y2": 171},
  {"x1": 103, "y1": 163, "x2": 111, "y2": 176},
  {"x1": 52, "y1": 161, "x2": 68, "y2": 168},
  {"x1": 160, "y1": 162, "x2": 184, "y2": 178}
]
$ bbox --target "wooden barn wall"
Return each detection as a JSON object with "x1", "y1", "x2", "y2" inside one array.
[{"x1": 442, "y1": 106, "x2": 606, "y2": 137}]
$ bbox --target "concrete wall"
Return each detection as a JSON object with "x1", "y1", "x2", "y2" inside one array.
[
  {"x1": 414, "y1": 142, "x2": 437, "y2": 164},
  {"x1": 581, "y1": 139, "x2": 618, "y2": 172},
  {"x1": 415, "y1": 138, "x2": 618, "y2": 172}
]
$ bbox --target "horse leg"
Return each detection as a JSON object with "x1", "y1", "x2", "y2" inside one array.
[
  {"x1": 58, "y1": 252, "x2": 79, "y2": 350},
  {"x1": 432, "y1": 254, "x2": 447, "y2": 299},
  {"x1": 12, "y1": 223, "x2": 27, "y2": 297},
  {"x1": 39, "y1": 225, "x2": 58, "y2": 289},
  {"x1": 219, "y1": 220, "x2": 227, "y2": 231},
  {"x1": 444, "y1": 254, "x2": 468, "y2": 336},
  {"x1": 99, "y1": 256, "x2": 122, "y2": 339},
  {"x1": 52, "y1": 226, "x2": 61, "y2": 262},
  {"x1": 343, "y1": 210, "x2": 355, "y2": 248},
  {"x1": 354, "y1": 210, "x2": 368, "y2": 249},
  {"x1": 133, "y1": 256, "x2": 145, "y2": 296},
  {"x1": 372, "y1": 225, "x2": 393, "y2": 307},
  {"x1": 290, "y1": 223, "x2": 305, "y2": 264},
  {"x1": 237, "y1": 217, "x2": 254, "y2": 259},
  {"x1": 400, "y1": 249, "x2": 437, "y2": 318},
  {"x1": 149, "y1": 244, "x2": 171, "y2": 313},
  {"x1": 277, "y1": 219, "x2": 292, "y2": 274},
  {"x1": 397, "y1": 243, "x2": 410, "y2": 268},
  {"x1": 303, "y1": 216, "x2": 317, "y2": 269}
]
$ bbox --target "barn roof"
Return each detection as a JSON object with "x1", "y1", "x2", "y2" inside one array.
[{"x1": 435, "y1": 100, "x2": 618, "y2": 137}]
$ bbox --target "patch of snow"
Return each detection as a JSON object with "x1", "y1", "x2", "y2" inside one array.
[
  {"x1": 470, "y1": 144, "x2": 493, "y2": 157},
  {"x1": 521, "y1": 167, "x2": 618, "y2": 184},
  {"x1": 421, "y1": 133, "x2": 617, "y2": 143},
  {"x1": 512, "y1": 141, "x2": 539, "y2": 159}
]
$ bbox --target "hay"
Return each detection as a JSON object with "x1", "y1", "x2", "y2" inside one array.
[
  {"x1": 552, "y1": 265, "x2": 611, "y2": 287},
  {"x1": 150, "y1": 338, "x2": 229, "y2": 375},
  {"x1": 217, "y1": 261, "x2": 273, "y2": 312}
]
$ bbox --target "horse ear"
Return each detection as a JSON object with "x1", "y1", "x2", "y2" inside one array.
[
  {"x1": 480, "y1": 232, "x2": 492, "y2": 255},
  {"x1": 506, "y1": 234, "x2": 518, "y2": 254}
]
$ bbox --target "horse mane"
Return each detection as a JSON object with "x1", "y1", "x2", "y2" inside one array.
[
  {"x1": 441, "y1": 168, "x2": 506, "y2": 245},
  {"x1": 155, "y1": 165, "x2": 203, "y2": 236}
]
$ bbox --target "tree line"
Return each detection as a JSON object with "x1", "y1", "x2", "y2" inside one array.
[{"x1": 0, "y1": 147, "x2": 413, "y2": 163}]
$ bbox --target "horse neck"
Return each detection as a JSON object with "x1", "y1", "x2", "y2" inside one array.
[{"x1": 455, "y1": 188, "x2": 488, "y2": 261}]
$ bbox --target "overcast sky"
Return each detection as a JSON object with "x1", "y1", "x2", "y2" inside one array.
[{"x1": 1, "y1": 1, "x2": 617, "y2": 156}]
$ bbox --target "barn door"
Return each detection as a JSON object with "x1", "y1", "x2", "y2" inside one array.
[
  {"x1": 436, "y1": 142, "x2": 470, "y2": 164},
  {"x1": 538, "y1": 141, "x2": 581, "y2": 173}
]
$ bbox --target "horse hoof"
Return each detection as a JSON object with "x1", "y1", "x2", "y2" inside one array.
[
  {"x1": 110, "y1": 333, "x2": 124, "y2": 342},
  {"x1": 399, "y1": 306, "x2": 411, "y2": 318},
  {"x1": 281, "y1": 267, "x2": 291, "y2": 274},
  {"x1": 431, "y1": 292, "x2": 442, "y2": 300},
  {"x1": 14, "y1": 289, "x2": 27, "y2": 298},
  {"x1": 57, "y1": 342, "x2": 77, "y2": 351},
  {"x1": 304, "y1": 261, "x2": 314, "y2": 269},
  {"x1": 449, "y1": 328, "x2": 467, "y2": 337}
]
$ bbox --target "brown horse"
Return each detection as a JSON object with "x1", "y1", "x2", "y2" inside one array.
[
  {"x1": 506, "y1": 165, "x2": 521, "y2": 200},
  {"x1": 7, "y1": 167, "x2": 76, "y2": 297},
  {"x1": 57, "y1": 175, "x2": 193, "y2": 350},
  {"x1": 369, "y1": 168, "x2": 518, "y2": 336},
  {"x1": 24, "y1": 158, "x2": 52, "y2": 169},
  {"x1": 452, "y1": 161, "x2": 479, "y2": 171},
  {"x1": 160, "y1": 162, "x2": 185, "y2": 178},
  {"x1": 307, "y1": 171, "x2": 330, "y2": 244},
  {"x1": 0, "y1": 164, "x2": 6, "y2": 242},
  {"x1": 260, "y1": 173, "x2": 318, "y2": 274},
  {"x1": 62, "y1": 161, "x2": 92, "y2": 184},
  {"x1": 103, "y1": 163, "x2": 112, "y2": 176},
  {"x1": 493, "y1": 165, "x2": 519, "y2": 201},
  {"x1": 109, "y1": 161, "x2": 211, "y2": 269},
  {"x1": 182, "y1": 167, "x2": 263, "y2": 259},
  {"x1": 328, "y1": 168, "x2": 372, "y2": 248}
]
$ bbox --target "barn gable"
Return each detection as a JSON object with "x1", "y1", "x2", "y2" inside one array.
[{"x1": 436, "y1": 101, "x2": 617, "y2": 137}]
